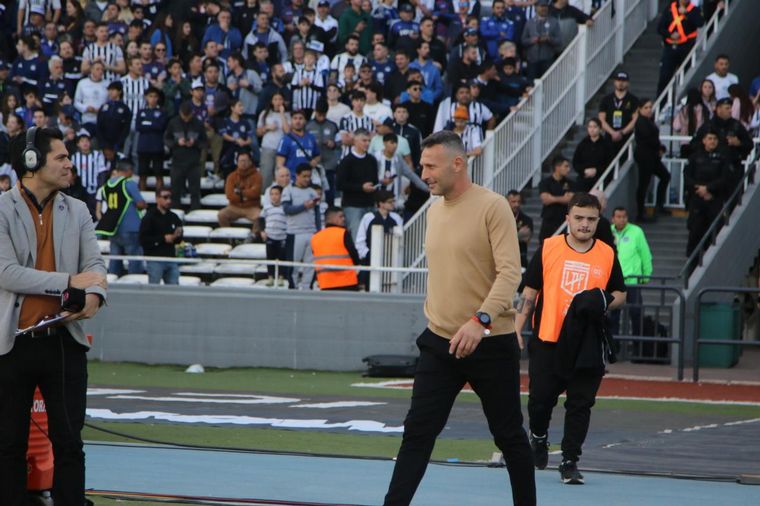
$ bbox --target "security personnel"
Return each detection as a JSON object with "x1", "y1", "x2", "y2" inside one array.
[
  {"x1": 481, "y1": 0, "x2": 516, "y2": 60},
  {"x1": 683, "y1": 128, "x2": 732, "y2": 256},
  {"x1": 96, "y1": 80, "x2": 132, "y2": 154},
  {"x1": 691, "y1": 97, "x2": 752, "y2": 181},
  {"x1": 311, "y1": 206, "x2": 361, "y2": 291},
  {"x1": 516, "y1": 192, "x2": 626, "y2": 485},
  {"x1": 656, "y1": 0, "x2": 703, "y2": 94}
]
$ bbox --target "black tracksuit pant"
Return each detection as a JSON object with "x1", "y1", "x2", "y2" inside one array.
[
  {"x1": 527, "y1": 337, "x2": 603, "y2": 463},
  {"x1": 0, "y1": 329, "x2": 88, "y2": 506},
  {"x1": 384, "y1": 329, "x2": 536, "y2": 506}
]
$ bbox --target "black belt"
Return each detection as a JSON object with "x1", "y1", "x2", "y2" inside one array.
[{"x1": 19, "y1": 327, "x2": 66, "y2": 339}]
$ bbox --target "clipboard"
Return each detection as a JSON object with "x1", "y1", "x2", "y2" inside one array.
[{"x1": 15, "y1": 314, "x2": 67, "y2": 337}]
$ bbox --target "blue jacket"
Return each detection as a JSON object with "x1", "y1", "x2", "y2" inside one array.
[
  {"x1": 9, "y1": 55, "x2": 47, "y2": 92},
  {"x1": 136, "y1": 107, "x2": 168, "y2": 154},
  {"x1": 505, "y1": 6, "x2": 527, "y2": 41},
  {"x1": 40, "y1": 78, "x2": 68, "y2": 115},
  {"x1": 409, "y1": 59, "x2": 444, "y2": 101},
  {"x1": 96, "y1": 100, "x2": 132, "y2": 150},
  {"x1": 201, "y1": 24, "x2": 243, "y2": 59},
  {"x1": 276, "y1": 132, "x2": 320, "y2": 179},
  {"x1": 480, "y1": 15, "x2": 515, "y2": 60},
  {"x1": 388, "y1": 20, "x2": 420, "y2": 49}
]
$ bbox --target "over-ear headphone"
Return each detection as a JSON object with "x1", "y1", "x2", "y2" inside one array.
[{"x1": 23, "y1": 126, "x2": 42, "y2": 172}]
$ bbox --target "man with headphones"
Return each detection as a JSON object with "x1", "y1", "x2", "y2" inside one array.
[{"x1": 0, "y1": 126, "x2": 107, "y2": 506}]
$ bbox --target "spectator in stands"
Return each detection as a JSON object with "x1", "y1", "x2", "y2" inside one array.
[
  {"x1": 705, "y1": 54, "x2": 737, "y2": 101},
  {"x1": 338, "y1": 0, "x2": 373, "y2": 56},
  {"x1": 373, "y1": 132, "x2": 428, "y2": 208},
  {"x1": 447, "y1": 42, "x2": 481, "y2": 90},
  {"x1": 282, "y1": 163, "x2": 321, "y2": 289},
  {"x1": 16, "y1": 88, "x2": 42, "y2": 128},
  {"x1": 257, "y1": 92, "x2": 291, "y2": 190},
  {"x1": 691, "y1": 97, "x2": 752, "y2": 181},
  {"x1": 338, "y1": 90, "x2": 373, "y2": 158},
  {"x1": 95, "y1": 158, "x2": 146, "y2": 276},
  {"x1": 311, "y1": 206, "x2": 362, "y2": 290},
  {"x1": 263, "y1": 167, "x2": 294, "y2": 208},
  {"x1": 136, "y1": 87, "x2": 167, "y2": 192},
  {"x1": 218, "y1": 151, "x2": 263, "y2": 230},
  {"x1": 521, "y1": 0, "x2": 561, "y2": 79},
  {"x1": 656, "y1": 0, "x2": 703, "y2": 94},
  {"x1": 610, "y1": 206, "x2": 652, "y2": 336},
  {"x1": 244, "y1": 11, "x2": 288, "y2": 67},
  {"x1": 572, "y1": 118, "x2": 612, "y2": 192},
  {"x1": 226, "y1": 52, "x2": 264, "y2": 126},
  {"x1": 81, "y1": 22, "x2": 126, "y2": 83},
  {"x1": 337, "y1": 128, "x2": 378, "y2": 237},
  {"x1": 699, "y1": 78, "x2": 716, "y2": 118},
  {"x1": 331, "y1": 34, "x2": 367, "y2": 84},
  {"x1": 200, "y1": 62, "x2": 231, "y2": 176},
  {"x1": 452, "y1": 105, "x2": 483, "y2": 157},
  {"x1": 550, "y1": 0, "x2": 593, "y2": 50},
  {"x1": 634, "y1": 99, "x2": 670, "y2": 222},
  {"x1": 401, "y1": 79, "x2": 435, "y2": 137},
  {"x1": 598, "y1": 71, "x2": 638, "y2": 155},
  {"x1": 260, "y1": 184, "x2": 288, "y2": 285},
  {"x1": 538, "y1": 155, "x2": 574, "y2": 241},
  {"x1": 276, "y1": 109, "x2": 321, "y2": 180},
  {"x1": 18, "y1": 1, "x2": 62, "y2": 34},
  {"x1": 96, "y1": 80, "x2": 131, "y2": 158},
  {"x1": 387, "y1": 4, "x2": 419, "y2": 51},
  {"x1": 355, "y1": 190, "x2": 402, "y2": 283},
  {"x1": 728, "y1": 84, "x2": 753, "y2": 129},
  {"x1": 507, "y1": 189, "x2": 534, "y2": 269},
  {"x1": 307, "y1": 100, "x2": 340, "y2": 205},
  {"x1": 41, "y1": 56, "x2": 67, "y2": 116},
  {"x1": 202, "y1": 9, "x2": 242, "y2": 60},
  {"x1": 9, "y1": 35, "x2": 46, "y2": 94},
  {"x1": 74, "y1": 60, "x2": 109, "y2": 135},
  {"x1": 480, "y1": 0, "x2": 516, "y2": 61},
  {"x1": 0, "y1": 174, "x2": 12, "y2": 195},
  {"x1": 684, "y1": 128, "x2": 731, "y2": 256},
  {"x1": 71, "y1": 130, "x2": 107, "y2": 217},
  {"x1": 315, "y1": 0, "x2": 340, "y2": 55},
  {"x1": 139, "y1": 188, "x2": 183, "y2": 285},
  {"x1": 164, "y1": 101, "x2": 207, "y2": 210},
  {"x1": 673, "y1": 88, "x2": 707, "y2": 157},
  {"x1": 220, "y1": 100, "x2": 256, "y2": 177},
  {"x1": 162, "y1": 58, "x2": 191, "y2": 118}
]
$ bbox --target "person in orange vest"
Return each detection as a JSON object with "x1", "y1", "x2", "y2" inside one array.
[
  {"x1": 656, "y1": 0, "x2": 705, "y2": 94},
  {"x1": 311, "y1": 206, "x2": 362, "y2": 291},
  {"x1": 515, "y1": 192, "x2": 627, "y2": 485}
]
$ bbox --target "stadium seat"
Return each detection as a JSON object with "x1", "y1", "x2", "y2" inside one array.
[
  {"x1": 213, "y1": 262, "x2": 259, "y2": 276},
  {"x1": 209, "y1": 227, "x2": 250, "y2": 242},
  {"x1": 98, "y1": 240, "x2": 110, "y2": 254},
  {"x1": 182, "y1": 226, "x2": 212, "y2": 241},
  {"x1": 229, "y1": 243, "x2": 267, "y2": 259},
  {"x1": 178, "y1": 276, "x2": 202, "y2": 286},
  {"x1": 209, "y1": 277, "x2": 256, "y2": 288},
  {"x1": 170, "y1": 209, "x2": 185, "y2": 222},
  {"x1": 234, "y1": 217, "x2": 254, "y2": 226},
  {"x1": 179, "y1": 261, "x2": 218, "y2": 275},
  {"x1": 106, "y1": 273, "x2": 119, "y2": 283},
  {"x1": 194, "y1": 243, "x2": 232, "y2": 257},
  {"x1": 185, "y1": 210, "x2": 220, "y2": 224},
  {"x1": 201, "y1": 193, "x2": 229, "y2": 207},
  {"x1": 145, "y1": 176, "x2": 170, "y2": 189},
  {"x1": 114, "y1": 274, "x2": 150, "y2": 284},
  {"x1": 141, "y1": 191, "x2": 156, "y2": 204}
]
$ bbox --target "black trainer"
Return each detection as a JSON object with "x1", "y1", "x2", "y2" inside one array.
[
  {"x1": 529, "y1": 432, "x2": 549, "y2": 470},
  {"x1": 559, "y1": 460, "x2": 584, "y2": 485}
]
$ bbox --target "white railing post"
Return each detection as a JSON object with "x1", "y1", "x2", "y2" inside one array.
[
  {"x1": 576, "y1": 25, "x2": 589, "y2": 125},
  {"x1": 614, "y1": 0, "x2": 625, "y2": 63},
  {"x1": 391, "y1": 225, "x2": 403, "y2": 294},
  {"x1": 649, "y1": 0, "x2": 659, "y2": 20},
  {"x1": 532, "y1": 80, "x2": 544, "y2": 187},
  {"x1": 482, "y1": 130, "x2": 495, "y2": 186},
  {"x1": 369, "y1": 224, "x2": 383, "y2": 293}
]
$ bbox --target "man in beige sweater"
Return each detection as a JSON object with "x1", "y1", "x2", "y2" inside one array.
[{"x1": 384, "y1": 131, "x2": 536, "y2": 506}]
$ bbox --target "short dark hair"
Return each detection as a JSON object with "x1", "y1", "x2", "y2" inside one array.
[
  {"x1": 506, "y1": 189, "x2": 521, "y2": 198},
  {"x1": 179, "y1": 101, "x2": 193, "y2": 116},
  {"x1": 291, "y1": 109, "x2": 307, "y2": 119},
  {"x1": 237, "y1": 150, "x2": 252, "y2": 161},
  {"x1": 552, "y1": 155, "x2": 569, "y2": 168},
  {"x1": 612, "y1": 206, "x2": 627, "y2": 215},
  {"x1": 353, "y1": 127, "x2": 370, "y2": 137},
  {"x1": 420, "y1": 130, "x2": 465, "y2": 157},
  {"x1": 10, "y1": 127, "x2": 64, "y2": 179},
  {"x1": 227, "y1": 52, "x2": 245, "y2": 67},
  {"x1": 383, "y1": 133, "x2": 398, "y2": 143},
  {"x1": 375, "y1": 189, "x2": 395, "y2": 203},
  {"x1": 715, "y1": 54, "x2": 730, "y2": 61},
  {"x1": 325, "y1": 206, "x2": 343, "y2": 221},
  {"x1": 567, "y1": 192, "x2": 601, "y2": 212},
  {"x1": 295, "y1": 163, "x2": 312, "y2": 175},
  {"x1": 351, "y1": 90, "x2": 367, "y2": 101},
  {"x1": 270, "y1": 185, "x2": 283, "y2": 193}
]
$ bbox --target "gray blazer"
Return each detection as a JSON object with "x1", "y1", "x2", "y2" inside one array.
[{"x1": 0, "y1": 186, "x2": 107, "y2": 355}]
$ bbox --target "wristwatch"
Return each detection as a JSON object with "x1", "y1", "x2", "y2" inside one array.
[{"x1": 472, "y1": 312, "x2": 492, "y2": 336}]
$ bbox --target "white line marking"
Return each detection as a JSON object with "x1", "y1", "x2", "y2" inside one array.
[
  {"x1": 724, "y1": 418, "x2": 760, "y2": 426},
  {"x1": 86, "y1": 409, "x2": 403, "y2": 433},
  {"x1": 87, "y1": 389, "x2": 146, "y2": 396},
  {"x1": 291, "y1": 401, "x2": 386, "y2": 409},
  {"x1": 107, "y1": 395, "x2": 300, "y2": 405},
  {"x1": 175, "y1": 392, "x2": 294, "y2": 398}
]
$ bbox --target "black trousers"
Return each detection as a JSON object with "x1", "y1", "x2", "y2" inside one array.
[
  {"x1": 265, "y1": 237, "x2": 287, "y2": 278},
  {"x1": 657, "y1": 43, "x2": 694, "y2": 95},
  {"x1": 0, "y1": 330, "x2": 88, "y2": 506},
  {"x1": 686, "y1": 197, "x2": 722, "y2": 256},
  {"x1": 170, "y1": 162, "x2": 201, "y2": 210},
  {"x1": 138, "y1": 153, "x2": 165, "y2": 178},
  {"x1": 384, "y1": 329, "x2": 536, "y2": 506},
  {"x1": 635, "y1": 155, "x2": 671, "y2": 218},
  {"x1": 527, "y1": 338, "x2": 603, "y2": 463}
]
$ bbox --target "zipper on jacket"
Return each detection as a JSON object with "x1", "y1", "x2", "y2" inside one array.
[{"x1": 38, "y1": 213, "x2": 43, "y2": 226}]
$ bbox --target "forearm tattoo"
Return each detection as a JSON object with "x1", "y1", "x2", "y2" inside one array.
[{"x1": 516, "y1": 295, "x2": 535, "y2": 315}]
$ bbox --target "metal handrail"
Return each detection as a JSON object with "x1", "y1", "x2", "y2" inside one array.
[{"x1": 692, "y1": 287, "x2": 760, "y2": 382}]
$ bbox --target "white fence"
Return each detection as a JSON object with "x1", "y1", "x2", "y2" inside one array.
[{"x1": 400, "y1": 0, "x2": 657, "y2": 292}]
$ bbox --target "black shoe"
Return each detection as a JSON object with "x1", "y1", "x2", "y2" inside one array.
[
  {"x1": 559, "y1": 459, "x2": 584, "y2": 484},
  {"x1": 529, "y1": 432, "x2": 549, "y2": 470}
]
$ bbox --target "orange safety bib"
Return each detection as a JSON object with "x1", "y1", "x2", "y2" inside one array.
[
  {"x1": 311, "y1": 226, "x2": 359, "y2": 289},
  {"x1": 534, "y1": 235, "x2": 615, "y2": 343},
  {"x1": 665, "y1": 2, "x2": 698, "y2": 45}
]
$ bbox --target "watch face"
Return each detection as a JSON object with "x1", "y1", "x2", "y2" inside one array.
[{"x1": 478, "y1": 313, "x2": 490, "y2": 325}]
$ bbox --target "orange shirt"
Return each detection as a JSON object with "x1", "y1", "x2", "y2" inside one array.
[
  {"x1": 533, "y1": 235, "x2": 616, "y2": 343},
  {"x1": 18, "y1": 187, "x2": 61, "y2": 329}
]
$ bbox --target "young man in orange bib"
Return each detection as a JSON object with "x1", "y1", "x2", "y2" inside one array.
[{"x1": 516, "y1": 192, "x2": 626, "y2": 485}]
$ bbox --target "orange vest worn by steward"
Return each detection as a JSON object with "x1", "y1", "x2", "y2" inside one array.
[
  {"x1": 311, "y1": 226, "x2": 359, "y2": 289},
  {"x1": 534, "y1": 235, "x2": 615, "y2": 343},
  {"x1": 666, "y1": 2, "x2": 698, "y2": 45}
]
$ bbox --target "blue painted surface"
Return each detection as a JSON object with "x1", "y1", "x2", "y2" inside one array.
[{"x1": 85, "y1": 443, "x2": 760, "y2": 506}]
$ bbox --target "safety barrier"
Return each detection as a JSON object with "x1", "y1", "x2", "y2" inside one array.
[
  {"x1": 401, "y1": 0, "x2": 656, "y2": 292},
  {"x1": 692, "y1": 287, "x2": 760, "y2": 382}
]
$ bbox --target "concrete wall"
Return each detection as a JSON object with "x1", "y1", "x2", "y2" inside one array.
[
  {"x1": 683, "y1": 0, "x2": 760, "y2": 96},
  {"x1": 85, "y1": 286, "x2": 427, "y2": 371}
]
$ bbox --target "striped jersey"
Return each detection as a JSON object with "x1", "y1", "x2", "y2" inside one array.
[
  {"x1": 458, "y1": 124, "x2": 483, "y2": 154},
  {"x1": 261, "y1": 204, "x2": 287, "y2": 241},
  {"x1": 82, "y1": 42, "x2": 124, "y2": 83},
  {"x1": 338, "y1": 112, "x2": 374, "y2": 158},
  {"x1": 330, "y1": 52, "x2": 366, "y2": 78},
  {"x1": 441, "y1": 101, "x2": 493, "y2": 135},
  {"x1": 290, "y1": 66, "x2": 325, "y2": 112},
  {"x1": 120, "y1": 74, "x2": 149, "y2": 127},
  {"x1": 19, "y1": 0, "x2": 61, "y2": 27},
  {"x1": 71, "y1": 150, "x2": 108, "y2": 196}
]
